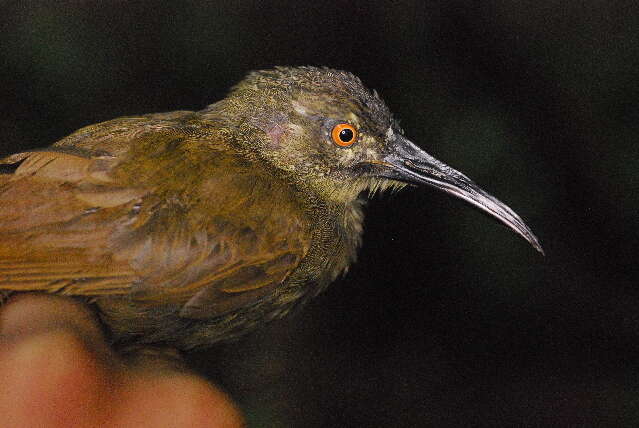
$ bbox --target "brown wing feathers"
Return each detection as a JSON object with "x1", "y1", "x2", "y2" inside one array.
[
  {"x1": 0, "y1": 122, "x2": 309, "y2": 319},
  {"x1": 0, "y1": 151, "x2": 141, "y2": 295}
]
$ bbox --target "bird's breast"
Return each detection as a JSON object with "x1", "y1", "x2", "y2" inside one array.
[{"x1": 286, "y1": 197, "x2": 366, "y2": 296}]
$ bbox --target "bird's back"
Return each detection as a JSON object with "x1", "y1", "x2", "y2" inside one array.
[{"x1": 0, "y1": 111, "x2": 329, "y2": 347}]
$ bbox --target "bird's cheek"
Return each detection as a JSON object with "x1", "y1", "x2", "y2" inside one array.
[
  {"x1": 352, "y1": 147, "x2": 381, "y2": 166},
  {"x1": 264, "y1": 123, "x2": 288, "y2": 148},
  {"x1": 248, "y1": 112, "x2": 293, "y2": 149}
]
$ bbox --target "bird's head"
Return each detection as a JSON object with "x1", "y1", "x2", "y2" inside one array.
[{"x1": 208, "y1": 66, "x2": 542, "y2": 253}]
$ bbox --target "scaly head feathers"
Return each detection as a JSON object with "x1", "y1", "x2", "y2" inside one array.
[{"x1": 201, "y1": 66, "x2": 542, "y2": 252}]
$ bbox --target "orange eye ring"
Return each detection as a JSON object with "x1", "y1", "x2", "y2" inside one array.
[{"x1": 331, "y1": 123, "x2": 358, "y2": 147}]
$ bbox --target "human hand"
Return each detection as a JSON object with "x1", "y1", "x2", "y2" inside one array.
[{"x1": 0, "y1": 294, "x2": 244, "y2": 427}]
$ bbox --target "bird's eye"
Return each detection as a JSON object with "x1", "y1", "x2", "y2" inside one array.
[{"x1": 331, "y1": 123, "x2": 358, "y2": 147}]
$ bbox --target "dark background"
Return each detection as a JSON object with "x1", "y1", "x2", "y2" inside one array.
[{"x1": 2, "y1": 1, "x2": 639, "y2": 426}]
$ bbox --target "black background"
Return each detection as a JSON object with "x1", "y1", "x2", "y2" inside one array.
[{"x1": 2, "y1": 1, "x2": 639, "y2": 426}]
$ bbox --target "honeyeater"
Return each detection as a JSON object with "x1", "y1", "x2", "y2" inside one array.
[{"x1": 0, "y1": 67, "x2": 542, "y2": 350}]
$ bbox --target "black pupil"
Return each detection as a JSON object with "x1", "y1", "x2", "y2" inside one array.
[{"x1": 339, "y1": 128, "x2": 354, "y2": 142}]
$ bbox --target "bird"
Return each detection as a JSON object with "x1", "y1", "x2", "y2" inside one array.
[{"x1": 0, "y1": 66, "x2": 542, "y2": 350}]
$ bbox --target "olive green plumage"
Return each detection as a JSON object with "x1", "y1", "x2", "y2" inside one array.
[{"x1": 0, "y1": 66, "x2": 541, "y2": 349}]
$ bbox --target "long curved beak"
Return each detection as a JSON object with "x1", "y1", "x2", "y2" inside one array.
[{"x1": 374, "y1": 134, "x2": 543, "y2": 254}]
